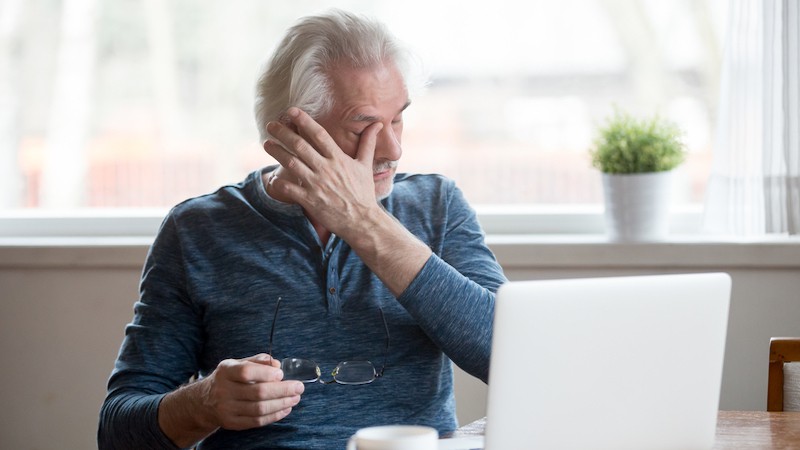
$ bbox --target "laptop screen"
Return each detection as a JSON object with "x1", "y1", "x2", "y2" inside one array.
[{"x1": 485, "y1": 273, "x2": 731, "y2": 450}]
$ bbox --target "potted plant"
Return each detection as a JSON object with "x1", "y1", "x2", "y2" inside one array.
[{"x1": 590, "y1": 111, "x2": 686, "y2": 241}]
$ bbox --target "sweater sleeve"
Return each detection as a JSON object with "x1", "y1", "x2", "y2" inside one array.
[
  {"x1": 98, "y1": 213, "x2": 201, "y2": 450},
  {"x1": 396, "y1": 182, "x2": 506, "y2": 383},
  {"x1": 98, "y1": 393, "x2": 179, "y2": 450}
]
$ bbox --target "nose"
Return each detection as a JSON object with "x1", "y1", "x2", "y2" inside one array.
[{"x1": 374, "y1": 124, "x2": 402, "y2": 162}]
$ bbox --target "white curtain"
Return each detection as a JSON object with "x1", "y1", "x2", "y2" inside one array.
[{"x1": 704, "y1": 0, "x2": 800, "y2": 236}]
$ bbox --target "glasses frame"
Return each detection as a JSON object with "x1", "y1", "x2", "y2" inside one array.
[{"x1": 267, "y1": 297, "x2": 389, "y2": 384}]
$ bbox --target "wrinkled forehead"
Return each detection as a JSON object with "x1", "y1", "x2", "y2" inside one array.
[{"x1": 326, "y1": 63, "x2": 410, "y2": 119}]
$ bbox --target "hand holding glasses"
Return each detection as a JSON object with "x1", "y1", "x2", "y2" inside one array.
[{"x1": 268, "y1": 297, "x2": 389, "y2": 385}]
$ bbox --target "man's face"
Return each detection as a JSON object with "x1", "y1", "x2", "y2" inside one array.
[{"x1": 316, "y1": 62, "x2": 410, "y2": 200}]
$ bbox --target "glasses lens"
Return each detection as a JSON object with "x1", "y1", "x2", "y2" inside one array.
[
  {"x1": 281, "y1": 358, "x2": 321, "y2": 383},
  {"x1": 332, "y1": 360, "x2": 377, "y2": 385}
]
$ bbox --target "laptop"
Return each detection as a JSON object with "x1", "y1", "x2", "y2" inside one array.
[{"x1": 483, "y1": 273, "x2": 731, "y2": 450}]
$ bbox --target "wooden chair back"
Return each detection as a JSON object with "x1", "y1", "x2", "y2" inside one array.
[{"x1": 768, "y1": 337, "x2": 800, "y2": 411}]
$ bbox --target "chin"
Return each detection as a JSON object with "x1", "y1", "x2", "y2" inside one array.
[{"x1": 375, "y1": 182, "x2": 394, "y2": 201}]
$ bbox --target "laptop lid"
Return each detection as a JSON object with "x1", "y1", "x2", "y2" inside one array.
[{"x1": 484, "y1": 273, "x2": 731, "y2": 450}]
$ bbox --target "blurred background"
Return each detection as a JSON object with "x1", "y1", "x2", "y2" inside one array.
[{"x1": 0, "y1": 0, "x2": 727, "y2": 209}]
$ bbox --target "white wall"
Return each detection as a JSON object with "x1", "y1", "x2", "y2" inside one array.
[{"x1": 1, "y1": 239, "x2": 799, "y2": 449}]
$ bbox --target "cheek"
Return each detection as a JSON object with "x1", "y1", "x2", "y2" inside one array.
[
  {"x1": 315, "y1": 118, "x2": 358, "y2": 158},
  {"x1": 331, "y1": 133, "x2": 360, "y2": 158},
  {"x1": 344, "y1": 139, "x2": 361, "y2": 159}
]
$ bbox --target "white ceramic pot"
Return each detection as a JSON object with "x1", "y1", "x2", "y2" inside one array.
[{"x1": 601, "y1": 171, "x2": 673, "y2": 242}]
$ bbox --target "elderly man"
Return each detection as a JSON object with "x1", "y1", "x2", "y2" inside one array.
[{"x1": 99, "y1": 9, "x2": 506, "y2": 450}]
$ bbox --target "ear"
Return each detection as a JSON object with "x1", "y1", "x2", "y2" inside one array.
[{"x1": 279, "y1": 114, "x2": 299, "y2": 134}]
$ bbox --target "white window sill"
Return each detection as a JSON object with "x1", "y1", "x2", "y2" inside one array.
[
  {"x1": 486, "y1": 234, "x2": 800, "y2": 269},
  {"x1": 1, "y1": 207, "x2": 799, "y2": 269},
  {"x1": 1, "y1": 234, "x2": 799, "y2": 269}
]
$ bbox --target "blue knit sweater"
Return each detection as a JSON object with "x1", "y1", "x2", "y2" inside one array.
[{"x1": 98, "y1": 167, "x2": 506, "y2": 449}]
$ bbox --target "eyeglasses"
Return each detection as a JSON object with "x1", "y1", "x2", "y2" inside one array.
[{"x1": 268, "y1": 297, "x2": 389, "y2": 385}]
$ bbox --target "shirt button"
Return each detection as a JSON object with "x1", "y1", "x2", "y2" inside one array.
[{"x1": 329, "y1": 287, "x2": 336, "y2": 294}]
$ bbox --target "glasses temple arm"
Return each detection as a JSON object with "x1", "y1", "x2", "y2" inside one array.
[
  {"x1": 268, "y1": 297, "x2": 283, "y2": 357},
  {"x1": 377, "y1": 307, "x2": 389, "y2": 377}
]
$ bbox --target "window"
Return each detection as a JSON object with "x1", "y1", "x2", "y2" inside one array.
[{"x1": 1, "y1": 0, "x2": 727, "y2": 215}]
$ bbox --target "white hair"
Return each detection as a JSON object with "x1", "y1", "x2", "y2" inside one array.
[{"x1": 254, "y1": 9, "x2": 423, "y2": 142}]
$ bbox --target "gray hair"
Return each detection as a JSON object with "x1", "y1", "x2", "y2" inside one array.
[{"x1": 254, "y1": 9, "x2": 420, "y2": 142}]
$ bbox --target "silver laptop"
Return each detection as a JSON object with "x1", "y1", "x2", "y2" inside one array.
[{"x1": 484, "y1": 273, "x2": 731, "y2": 450}]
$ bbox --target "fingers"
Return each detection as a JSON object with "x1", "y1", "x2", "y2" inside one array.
[
  {"x1": 264, "y1": 107, "x2": 335, "y2": 172},
  {"x1": 229, "y1": 381, "x2": 302, "y2": 414},
  {"x1": 284, "y1": 107, "x2": 339, "y2": 159},
  {"x1": 264, "y1": 106, "x2": 372, "y2": 170},
  {"x1": 262, "y1": 106, "x2": 382, "y2": 220},
  {"x1": 265, "y1": 167, "x2": 306, "y2": 203},
  {"x1": 357, "y1": 122, "x2": 383, "y2": 165},
  {"x1": 233, "y1": 378, "x2": 305, "y2": 403},
  {"x1": 218, "y1": 381, "x2": 304, "y2": 430},
  {"x1": 243, "y1": 353, "x2": 274, "y2": 364},
  {"x1": 263, "y1": 136, "x2": 314, "y2": 182},
  {"x1": 218, "y1": 357, "x2": 284, "y2": 383},
  {"x1": 209, "y1": 356, "x2": 306, "y2": 430},
  {"x1": 218, "y1": 392, "x2": 300, "y2": 430},
  {"x1": 244, "y1": 353, "x2": 281, "y2": 369}
]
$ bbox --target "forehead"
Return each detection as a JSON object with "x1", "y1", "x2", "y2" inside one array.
[{"x1": 326, "y1": 62, "x2": 409, "y2": 120}]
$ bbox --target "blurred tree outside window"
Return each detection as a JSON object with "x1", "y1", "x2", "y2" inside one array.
[{"x1": 0, "y1": 0, "x2": 727, "y2": 210}]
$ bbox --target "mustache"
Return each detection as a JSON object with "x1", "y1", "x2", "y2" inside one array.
[{"x1": 373, "y1": 160, "x2": 398, "y2": 174}]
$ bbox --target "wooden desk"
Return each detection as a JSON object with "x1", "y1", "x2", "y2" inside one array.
[
  {"x1": 449, "y1": 411, "x2": 800, "y2": 448},
  {"x1": 714, "y1": 411, "x2": 800, "y2": 448}
]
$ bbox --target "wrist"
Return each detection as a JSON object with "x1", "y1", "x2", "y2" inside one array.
[
  {"x1": 158, "y1": 378, "x2": 220, "y2": 448},
  {"x1": 341, "y1": 207, "x2": 432, "y2": 297},
  {"x1": 340, "y1": 204, "x2": 393, "y2": 249}
]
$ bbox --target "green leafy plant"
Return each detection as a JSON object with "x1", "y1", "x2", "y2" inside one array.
[{"x1": 590, "y1": 111, "x2": 686, "y2": 174}]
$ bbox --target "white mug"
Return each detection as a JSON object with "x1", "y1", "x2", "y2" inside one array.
[{"x1": 346, "y1": 425, "x2": 438, "y2": 450}]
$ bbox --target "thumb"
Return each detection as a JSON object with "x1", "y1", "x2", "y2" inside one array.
[{"x1": 245, "y1": 353, "x2": 279, "y2": 367}]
